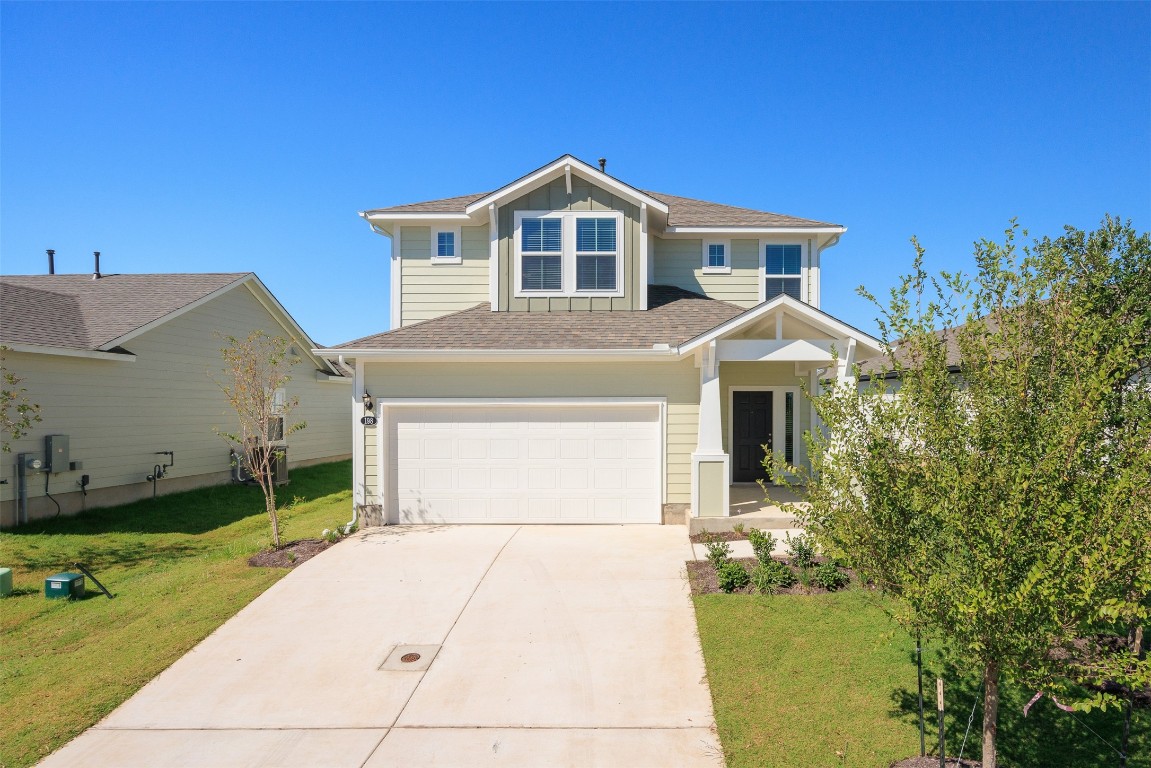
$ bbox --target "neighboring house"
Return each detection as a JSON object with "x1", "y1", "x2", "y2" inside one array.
[
  {"x1": 317, "y1": 155, "x2": 881, "y2": 526},
  {"x1": 0, "y1": 271, "x2": 351, "y2": 527}
]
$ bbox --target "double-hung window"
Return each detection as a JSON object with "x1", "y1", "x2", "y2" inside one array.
[
  {"x1": 520, "y1": 218, "x2": 563, "y2": 291},
  {"x1": 575, "y1": 217, "x2": 617, "y2": 291},
  {"x1": 702, "y1": 240, "x2": 730, "y2": 274},
  {"x1": 516, "y1": 212, "x2": 621, "y2": 296},
  {"x1": 431, "y1": 227, "x2": 462, "y2": 264},
  {"x1": 765, "y1": 244, "x2": 802, "y2": 300}
]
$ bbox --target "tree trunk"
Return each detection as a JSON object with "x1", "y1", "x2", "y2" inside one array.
[
  {"x1": 983, "y1": 660, "x2": 999, "y2": 768},
  {"x1": 265, "y1": 480, "x2": 279, "y2": 547}
]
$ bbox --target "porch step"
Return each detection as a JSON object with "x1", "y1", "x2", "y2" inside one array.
[{"x1": 688, "y1": 515, "x2": 799, "y2": 536}]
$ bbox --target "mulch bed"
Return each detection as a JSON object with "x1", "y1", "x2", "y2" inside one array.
[
  {"x1": 248, "y1": 538, "x2": 334, "y2": 569},
  {"x1": 686, "y1": 556, "x2": 843, "y2": 596},
  {"x1": 891, "y1": 758, "x2": 980, "y2": 768}
]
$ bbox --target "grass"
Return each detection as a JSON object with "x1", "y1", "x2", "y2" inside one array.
[
  {"x1": 0, "y1": 460, "x2": 352, "y2": 768},
  {"x1": 694, "y1": 587, "x2": 1150, "y2": 768}
]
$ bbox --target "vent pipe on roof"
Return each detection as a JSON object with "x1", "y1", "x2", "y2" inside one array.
[
  {"x1": 92, "y1": 251, "x2": 101, "y2": 280},
  {"x1": 598, "y1": 157, "x2": 607, "y2": 173},
  {"x1": 46, "y1": 249, "x2": 55, "y2": 275}
]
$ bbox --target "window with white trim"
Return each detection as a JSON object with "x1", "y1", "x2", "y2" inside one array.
[
  {"x1": 702, "y1": 240, "x2": 730, "y2": 273},
  {"x1": 765, "y1": 244, "x2": 802, "y2": 300},
  {"x1": 431, "y1": 227, "x2": 462, "y2": 264},
  {"x1": 515, "y1": 211, "x2": 622, "y2": 296}
]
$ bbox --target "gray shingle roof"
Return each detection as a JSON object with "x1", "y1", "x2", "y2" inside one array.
[
  {"x1": 364, "y1": 190, "x2": 838, "y2": 229},
  {"x1": 645, "y1": 191, "x2": 839, "y2": 229},
  {"x1": 0, "y1": 273, "x2": 249, "y2": 350},
  {"x1": 334, "y1": 285, "x2": 747, "y2": 351}
]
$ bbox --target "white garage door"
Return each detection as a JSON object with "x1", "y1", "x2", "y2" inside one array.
[{"x1": 391, "y1": 404, "x2": 661, "y2": 524}]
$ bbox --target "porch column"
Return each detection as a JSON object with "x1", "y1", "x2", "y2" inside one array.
[{"x1": 692, "y1": 341, "x2": 731, "y2": 518}]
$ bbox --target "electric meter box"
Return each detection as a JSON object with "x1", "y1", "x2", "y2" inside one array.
[
  {"x1": 46, "y1": 435, "x2": 70, "y2": 472},
  {"x1": 45, "y1": 572, "x2": 85, "y2": 600}
]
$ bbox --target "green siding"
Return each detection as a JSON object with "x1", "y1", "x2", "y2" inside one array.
[
  {"x1": 497, "y1": 176, "x2": 642, "y2": 312},
  {"x1": 399, "y1": 224, "x2": 489, "y2": 326},
  {"x1": 652, "y1": 236, "x2": 761, "y2": 307}
]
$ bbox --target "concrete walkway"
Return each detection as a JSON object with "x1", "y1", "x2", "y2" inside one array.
[{"x1": 40, "y1": 526, "x2": 722, "y2": 768}]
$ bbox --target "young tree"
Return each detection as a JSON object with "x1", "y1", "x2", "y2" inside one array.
[
  {"x1": 1, "y1": 345, "x2": 42, "y2": 452},
  {"x1": 779, "y1": 218, "x2": 1150, "y2": 767},
  {"x1": 216, "y1": 331, "x2": 306, "y2": 547}
]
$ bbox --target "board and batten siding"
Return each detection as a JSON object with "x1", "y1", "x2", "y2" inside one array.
[
  {"x1": 652, "y1": 237, "x2": 761, "y2": 307},
  {"x1": 399, "y1": 224, "x2": 490, "y2": 327},
  {"x1": 359, "y1": 359, "x2": 700, "y2": 511},
  {"x1": 496, "y1": 177, "x2": 643, "y2": 312},
  {"x1": 0, "y1": 284, "x2": 351, "y2": 526}
]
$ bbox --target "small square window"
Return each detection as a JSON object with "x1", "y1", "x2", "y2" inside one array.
[
  {"x1": 702, "y1": 240, "x2": 731, "y2": 273},
  {"x1": 431, "y1": 228, "x2": 462, "y2": 264}
]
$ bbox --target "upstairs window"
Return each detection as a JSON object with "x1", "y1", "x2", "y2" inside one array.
[
  {"x1": 702, "y1": 240, "x2": 730, "y2": 274},
  {"x1": 765, "y1": 244, "x2": 802, "y2": 300},
  {"x1": 520, "y1": 218, "x2": 563, "y2": 290},
  {"x1": 575, "y1": 217, "x2": 617, "y2": 291},
  {"x1": 515, "y1": 212, "x2": 622, "y2": 296},
  {"x1": 431, "y1": 227, "x2": 462, "y2": 264}
]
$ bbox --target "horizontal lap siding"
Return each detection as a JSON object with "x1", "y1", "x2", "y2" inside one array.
[
  {"x1": 653, "y1": 237, "x2": 761, "y2": 307},
  {"x1": 0, "y1": 285, "x2": 351, "y2": 504},
  {"x1": 362, "y1": 359, "x2": 700, "y2": 504},
  {"x1": 400, "y1": 225, "x2": 489, "y2": 326}
]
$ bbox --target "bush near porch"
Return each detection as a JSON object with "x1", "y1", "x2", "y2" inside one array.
[
  {"x1": 694, "y1": 588, "x2": 1150, "y2": 768},
  {"x1": 0, "y1": 460, "x2": 352, "y2": 768}
]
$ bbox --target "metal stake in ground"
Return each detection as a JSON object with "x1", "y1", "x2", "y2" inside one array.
[
  {"x1": 937, "y1": 677, "x2": 946, "y2": 768},
  {"x1": 73, "y1": 562, "x2": 113, "y2": 599}
]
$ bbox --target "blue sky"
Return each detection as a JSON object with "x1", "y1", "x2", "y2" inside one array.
[{"x1": 2, "y1": 2, "x2": 1148, "y2": 346}]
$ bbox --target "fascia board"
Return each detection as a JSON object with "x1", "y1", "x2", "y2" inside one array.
[
  {"x1": 678, "y1": 295, "x2": 881, "y2": 356},
  {"x1": 361, "y1": 212, "x2": 473, "y2": 222},
  {"x1": 96, "y1": 274, "x2": 252, "y2": 351},
  {"x1": 663, "y1": 226, "x2": 847, "y2": 236},
  {"x1": 6, "y1": 343, "x2": 136, "y2": 362},
  {"x1": 311, "y1": 348, "x2": 679, "y2": 363},
  {"x1": 464, "y1": 156, "x2": 669, "y2": 216}
]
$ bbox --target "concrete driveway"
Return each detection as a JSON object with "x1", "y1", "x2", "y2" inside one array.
[{"x1": 41, "y1": 525, "x2": 722, "y2": 767}]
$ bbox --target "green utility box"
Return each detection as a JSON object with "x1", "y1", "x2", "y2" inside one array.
[
  {"x1": 45, "y1": 572, "x2": 84, "y2": 600},
  {"x1": 0, "y1": 567, "x2": 12, "y2": 597}
]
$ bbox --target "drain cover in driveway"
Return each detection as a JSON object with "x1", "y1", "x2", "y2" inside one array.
[{"x1": 379, "y1": 644, "x2": 441, "y2": 671}]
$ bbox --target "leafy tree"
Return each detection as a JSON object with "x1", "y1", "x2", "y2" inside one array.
[
  {"x1": 776, "y1": 218, "x2": 1150, "y2": 767},
  {"x1": 216, "y1": 331, "x2": 306, "y2": 547},
  {"x1": 1, "y1": 345, "x2": 42, "y2": 452}
]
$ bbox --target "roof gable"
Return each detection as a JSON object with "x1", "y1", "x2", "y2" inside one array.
[
  {"x1": 0, "y1": 273, "x2": 249, "y2": 351},
  {"x1": 359, "y1": 155, "x2": 840, "y2": 232}
]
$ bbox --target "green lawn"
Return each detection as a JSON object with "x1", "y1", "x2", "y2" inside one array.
[
  {"x1": 0, "y1": 460, "x2": 353, "y2": 768},
  {"x1": 695, "y1": 588, "x2": 1150, "y2": 768}
]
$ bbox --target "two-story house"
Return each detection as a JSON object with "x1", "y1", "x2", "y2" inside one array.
[{"x1": 317, "y1": 155, "x2": 881, "y2": 526}]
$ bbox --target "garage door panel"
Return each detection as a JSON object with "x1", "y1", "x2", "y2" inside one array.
[{"x1": 391, "y1": 405, "x2": 660, "y2": 524}]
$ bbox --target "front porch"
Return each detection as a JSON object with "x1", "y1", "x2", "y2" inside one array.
[
  {"x1": 682, "y1": 294, "x2": 881, "y2": 528},
  {"x1": 688, "y1": 483, "x2": 806, "y2": 535}
]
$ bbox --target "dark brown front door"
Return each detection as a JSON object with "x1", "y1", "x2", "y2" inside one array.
[{"x1": 732, "y1": 391, "x2": 772, "y2": 482}]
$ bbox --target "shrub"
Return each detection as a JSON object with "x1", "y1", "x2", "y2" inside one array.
[
  {"x1": 732, "y1": 522, "x2": 745, "y2": 535},
  {"x1": 717, "y1": 561, "x2": 750, "y2": 593},
  {"x1": 785, "y1": 532, "x2": 817, "y2": 569},
  {"x1": 750, "y1": 560, "x2": 796, "y2": 594},
  {"x1": 703, "y1": 535, "x2": 733, "y2": 569},
  {"x1": 812, "y1": 561, "x2": 850, "y2": 591},
  {"x1": 747, "y1": 528, "x2": 777, "y2": 566}
]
